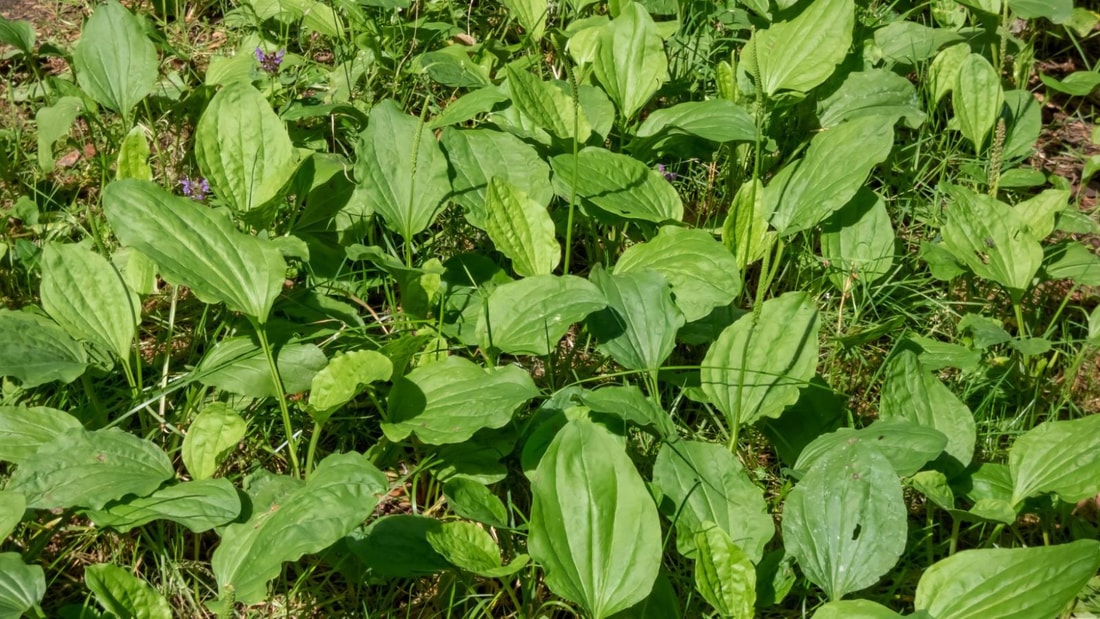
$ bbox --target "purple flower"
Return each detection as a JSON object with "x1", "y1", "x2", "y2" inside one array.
[
  {"x1": 657, "y1": 163, "x2": 677, "y2": 182},
  {"x1": 255, "y1": 47, "x2": 285, "y2": 74},
  {"x1": 180, "y1": 177, "x2": 210, "y2": 201}
]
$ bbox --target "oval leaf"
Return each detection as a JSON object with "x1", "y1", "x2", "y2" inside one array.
[
  {"x1": 0, "y1": 405, "x2": 83, "y2": 465},
  {"x1": 85, "y1": 563, "x2": 172, "y2": 619},
  {"x1": 0, "y1": 553, "x2": 45, "y2": 619},
  {"x1": 40, "y1": 243, "x2": 139, "y2": 362},
  {"x1": 529, "y1": 418, "x2": 661, "y2": 619},
  {"x1": 587, "y1": 266, "x2": 683, "y2": 372},
  {"x1": 693, "y1": 525, "x2": 755, "y2": 618},
  {"x1": 477, "y1": 274, "x2": 606, "y2": 356},
  {"x1": 592, "y1": 3, "x2": 669, "y2": 121},
  {"x1": 782, "y1": 440, "x2": 907, "y2": 601},
  {"x1": 308, "y1": 349, "x2": 392, "y2": 424},
  {"x1": 0, "y1": 310, "x2": 88, "y2": 387},
  {"x1": 85, "y1": 478, "x2": 241, "y2": 533},
  {"x1": 102, "y1": 179, "x2": 287, "y2": 323},
  {"x1": 72, "y1": 0, "x2": 157, "y2": 119},
  {"x1": 196, "y1": 82, "x2": 298, "y2": 213},
  {"x1": 914, "y1": 540, "x2": 1100, "y2": 619},
  {"x1": 953, "y1": 54, "x2": 1003, "y2": 152},
  {"x1": 383, "y1": 356, "x2": 538, "y2": 444},
  {"x1": 1009, "y1": 414, "x2": 1100, "y2": 505},
  {"x1": 701, "y1": 292, "x2": 820, "y2": 427},
  {"x1": 484, "y1": 177, "x2": 560, "y2": 277},
  {"x1": 182, "y1": 403, "x2": 248, "y2": 481},
  {"x1": 743, "y1": 0, "x2": 854, "y2": 95},
  {"x1": 7, "y1": 427, "x2": 174, "y2": 510},
  {"x1": 551, "y1": 148, "x2": 683, "y2": 224},
  {"x1": 211, "y1": 451, "x2": 387, "y2": 605}
]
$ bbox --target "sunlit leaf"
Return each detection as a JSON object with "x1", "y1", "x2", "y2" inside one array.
[
  {"x1": 953, "y1": 54, "x2": 1003, "y2": 152},
  {"x1": 552, "y1": 148, "x2": 683, "y2": 223},
  {"x1": 72, "y1": 0, "x2": 157, "y2": 119},
  {"x1": 0, "y1": 553, "x2": 45, "y2": 619},
  {"x1": 1009, "y1": 414, "x2": 1100, "y2": 506},
  {"x1": 85, "y1": 478, "x2": 241, "y2": 533},
  {"x1": 592, "y1": 3, "x2": 669, "y2": 121},
  {"x1": 477, "y1": 274, "x2": 606, "y2": 356},
  {"x1": 307, "y1": 350, "x2": 392, "y2": 424},
  {"x1": 587, "y1": 266, "x2": 683, "y2": 372},
  {"x1": 182, "y1": 403, "x2": 247, "y2": 481},
  {"x1": 483, "y1": 177, "x2": 560, "y2": 277},
  {"x1": 0, "y1": 406, "x2": 82, "y2": 465},
  {"x1": 743, "y1": 0, "x2": 854, "y2": 95},
  {"x1": 692, "y1": 525, "x2": 755, "y2": 618},
  {"x1": 85, "y1": 563, "x2": 172, "y2": 619}
]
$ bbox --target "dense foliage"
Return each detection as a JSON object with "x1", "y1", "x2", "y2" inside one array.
[{"x1": 1, "y1": 0, "x2": 1099, "y2": 616}]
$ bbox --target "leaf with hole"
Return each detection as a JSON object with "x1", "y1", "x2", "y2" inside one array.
[
  {"x1": 782, "y1": 440, "x2": 907, "y2": 601},
  {"x1": 212, "y1": 452, "x2": 387, "y2": 605},
  {"x1": 794, "y1": 419, "x2": 947, "y2": 478},
  {"x1": 529, "y1": 418, "x2": 661, "y2": 619},
  {"x1": 103, "y1": 179, "x2": 287, "y2": 323}
]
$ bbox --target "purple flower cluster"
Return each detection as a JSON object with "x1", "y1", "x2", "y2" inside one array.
[
  {"x1": 657, "y1": 163, "x2": 677, "y2": 182},
  {"x1": 180, "y1": 177, "x2": 210, "y2": 201},
  {"x1": 255, "y1": 47, "x2": 285, "y2": 74}
]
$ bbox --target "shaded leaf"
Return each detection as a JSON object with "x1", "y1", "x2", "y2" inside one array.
[
  {"x1": 587, "y1": 266, "x2": 683, "y2": 371},
  {"x1": 426, "y1": 521, "x2": 528, "y2": 578},
  {"x1": 693, "y1": 525, "x2": 755, "y2": 618},
  {"x1": 85, "y1": 563, "x2": 172, "y2": 619},
  {"x1": 0, "y1": 405, "x2": 82, "y2": 465},
  {"x1": 85, "y1": 478, "x2": 241, "y2": 533},
  {"x1": 794, "y1": 419, "x2": 947, "y2": 478},
  {"x1": 0, "y1": 553, "x2": 45, "y2": 619},
  {"x1": 0, "y1": 310, "x2": 88, "y2": 387}
]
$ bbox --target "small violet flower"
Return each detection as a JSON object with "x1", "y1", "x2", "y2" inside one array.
[
  {"x1": 255, "y1": 47, "x2": 286, "y2": 74},
  {"x1": 657, "y1": 163, "x2": 677, "y2": 182},
  {"x1": 180, "y1": 177, "x2": 210, "y2": 202}
]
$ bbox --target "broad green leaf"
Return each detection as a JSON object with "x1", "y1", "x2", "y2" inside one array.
[
  {"x1": 529, "y1": 418, "x2": 661, "y2": 619},
  {"x1": 593, "y1": 3, "x2": 669, "y2": 122},
  {"x1": 0, "y1": 492, "x2": 25, "y2": 541},
  {"x1": 580, "y1": 385, "x2": 678, "y2": 440},
  {"x1": 116, "y1": 125, "x2": 152, "y2": 181},
  {"x1": 693, "y1": 525, "x2": 755, "y2": 618},
  {"x1": 342, "y1": 515, "x2": 450, "y2": 578},
  {"x1": 0, "y1": 406, "x2": 82, "y2": 465},
  {"x1": 879, "y1": 350, "x2": 976, "y2": 469},
  {"x1": 212, "y1": 451, "x2": 387, "y2": 605},
  {"x1": 419, "y1": 47, "x2": 490, "y2": 88},
  {"x1": 651, "y1": 440, "x2": 773, "y2": 561},
  {"x1": 40, "y1": 243, "x2": 139, "y2": 363},
  {"x1": 782, "y1": 441, "x2": 906, "y2": 601},
  {"x1": 1041, "y1": 70, "x2": 1100, "y2": 97},
  {"x1": 1002, "y1": 90, "x2": 1042, "y2": 161},
  {"x1": 426, "y1": 521, "x2": 528, "y2": 578},
  {"x1": 633, "y1": 99, "x2": 756, "y2": 145},
  {"x1": 701, "y1": 292, "x2": 819, "y2": 427},
  {"x1": 502, "y1": 0, "x2": 547, "y2": 40},
  {"x1": 1009, "y1": 0, "x2": 1072, "y2": 22},
  {"x1": 766, "y1": 116, "x2": 895, "y2": 235},
  {"x1": 817, "y1": 70, "x2": 925, "y2": 129},
  {"x1": 85, "y1": 479, "x2": 241, "y2": 533},
  {"x1": 113, "y1": 248, "x2": 157, "y2": 296},
  {"x1": 195, "y1": 82, "x2": 298, "y2": 213},
  {"x1": 72, "y1": 0, "x2": 157, "y2": 119},
  {"x1": 484, "y1": 178, "x2": 560, "y2": 277},
  {"x1": 477, "y1": 274, "x2": 606, "y2": 356},
  {"x1": 35, "y1": 96, "x2": 83, "y2": 172},
  {"x1": 85, "y1": 563, "x2": 171, "y2": 619},
  {"x1": 1042, "y1": 240, "x2": 1100, "y2": 285},
  {"x1": 872, "y1": 21, "x2": 963, "y2": 65},
  {"x1": 383, "y1": 356, "x2": 538, "y2": 444},
  {"x1": 587, "y1": 266, "x2": 683, "y2": 371},
  {"x1": 940, "y1": 184, "x2": 1043, "y2": 302},
  {"x1": 820, "y1": 189, "x2": 895, "y2": 288},
  {"x1": 1009, "y1": 415, "x2": 1100, "y2": 505},
  {"x1": 0, "y1": 310, "x2": 87, "y2": 387},
  {"x1": 0, "y1": 16, "x2": 35, "y2": 56},
  {"x1": 1016, "y1": 188, "x2": 1069, "y2": 240},
  {"x1": 194, "y1": 338, "x2": 327, "y2": 398},
  {"x1": 505, "y1": 67, "x2": 591, "y2": 143},
  {"x1": 102, "y1": 179, "x2": 286, "y2": 323},
  {"x1": 7, "y1": 427, "x2": 174, "y2": 510},
  {"x1": 914, "y1": 540, "x2": 1100, "y2": 619},
  {"x1": 552, "y1": 148, "x2": 683, "y2": 223},
  {"x1": 614, "y1": 226, "x2": 741, "y2": 322},
  {"x1": 953, "y1": 54, "x2": 1003, "y2": 152},
  {"x1": 794, "y1": 419, "x2": 947, "y2": 478},
  {"x1": 928, "y1": 43, "x2": 970, "y2": 107},
  {"x1": 0, "y1": 553, "x2": 45, "y2": 619},
  {"x1": 429, "y1": 87, "x2": 509, "y2": 129},
  {"x1": 355, "y1": 99, "x2": 451, "y2": 240},
  {"x1": 722, "y1": 179, "x2": 773, "y2": 270},
  {"x1": 440, "y1": 127, "x2": 552, "y2": 228},
  {"x1": 443, "y1": 478, "x2": 508, "y2": 528},
  {"x1": 812, "y1": 600, "x2": 906, "y2": 619},
  {"x1": 743, "y1": 0, "x2": 854, "y2": 95},
  {"x1": 182, "y1": 403, "x2": 247, "y2": 480},
  {"x1": 307, "y1": 350, "x2": 392, "y2": 424}
]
